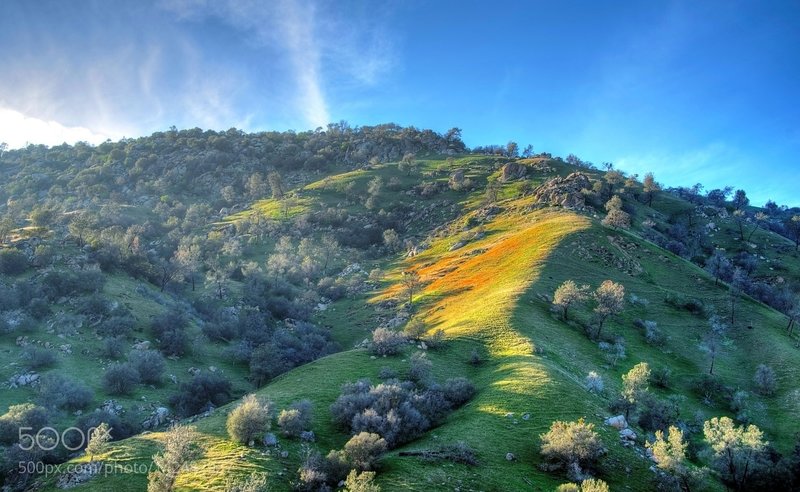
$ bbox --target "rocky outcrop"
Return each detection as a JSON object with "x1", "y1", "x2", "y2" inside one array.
[
  {"x1": 500, "y1": 162, "x2": 527, "y2": 181},
  {"x1": 532, "y1": 172, "x2": 591, "y2": 208}
]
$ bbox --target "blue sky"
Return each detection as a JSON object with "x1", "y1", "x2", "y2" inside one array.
[{"x1": 1, "y1": 1, "x2": 798, "y2": 206}]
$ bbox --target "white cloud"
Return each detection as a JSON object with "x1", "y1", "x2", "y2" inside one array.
[{"x1": 0, "y1": 107, "x2": 119, "y2": 149}]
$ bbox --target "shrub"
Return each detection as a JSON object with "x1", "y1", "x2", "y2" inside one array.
[
  {"x1": 370, "y1": 327, "x2": 406, "y2": 356},
  {"x1": 128, "y1": 349, "x2": 166, "y2": 385},
  {"x1": 98, "y1": 316, "x2": 135, "y2": 338},
  {"x1": 469, "y1": 349, "x2": 482, "y2": 366},
  {"x1": 424, "y1": 329, "x2": 446, "y2": 350},
  {"x1": 170, "y1": 372, "x2": 232, "y2": 417},
  {"x1": 103, "y1": 336, "x2": 126, "y2": 359},
  {"x1": 0, "y1": 404, "x2": 48, "y2": 445},
  {"x1": 650, "y1": 367, "x2": 672, "y2": 389},
  {"x1": 227, "y1": 394, "x2": 272, "y2": 445},
  {"x1": 76, "y1": 294, "x2": 110, "y2": 318},
  {"x1": 278, "y1": 400, "x2": 313, "y2": 438},
  {"x1": 403, "y1": 319, "x2": 427, "y2": 340},
  {"x1": 102, "y1": 362, "x2": 140, "y2": 395},
  {"x1": 38, "y1": 374, "x2": 94, "y2": 411},
  {"x1": 585, "y1": 372, "x2": 604, "y2": 393},
  {"x1": 378, "y1": 367, "x2": 397, "y2": 380},
  {"x1": 539, "y1": 419, "x2": 604, "y2": 473},
  {"x1": 638, "y1": 396, "x2": 677, "y2": 432},
  {"x1": 442, "y1": 377, "x2": 476, "y2": 406},
  {"x1": 22, "y1": 347, "x2": 57, "y2": 370},
  {"x1": 344, "y1": 470, "x2": 380, "y2": 492},
  {"x1": 151, "y1": 311, "x2": 190, "y2": 357},
  {"x1": 753, "y1": 364, "x2": 777, "y2": 396},
  {"x1": 344, "y1": 432, "x2": 387, "y2": 471},
  {"x1": 0, "y1": 248, "x2": 28, "y2": 275},
  {"x1": 27, "y1": 298, "x2": 51, "y2": 320},
  {"x1": 664, "y1": 294, "x2": 706, "y2": 316},
  {"x1": 692, "y1": 374, "x2": 731, "y2": 405},
  {"x1": 408, "y1": 352, "x2": 432, "y2": 385}
]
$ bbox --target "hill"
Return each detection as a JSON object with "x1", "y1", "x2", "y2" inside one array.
[{"x1": 0, "y1": 128, "x2": 799, "y2": 491}]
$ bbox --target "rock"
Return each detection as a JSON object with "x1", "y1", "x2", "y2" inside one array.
[
  {"x1": 505, "y1": 412, "x2": 514, "y2": 418},
  {"x1": 263, "y1": 433, "x2": 278, "y2": 446},
  {"x1": 532, "y1": 172, "x2": 591, "y2": 208},
  {"x1": 604, "y1": 415, "x2": 628, "y2": 429},
  {"x1": 9, "y1": 372, "x2": 39, "y2": 388},
  {"x1": 505, "y1": 452, "x2": 516, "y2": 461},
  {"x1": 280, "y1": 451, "x2": 289, "y2": 458},
  {"x1": 208, "y1": 366, "x2": 218, "y2": 373},
  {"x1": 449, "y1": 240, "x2": 467, "y2": 251},
  {"x1": 500, "y1": 162, "x2": 527, "y2": 181},
  {"x1": 100, "y1": 400, "x2": 123, "y2": 415},
  {"x1": 300, "y1": 431, "x2": 315, "y2": 442},
  {"x1": 187, "y1": 367, "x2": 201, "y2": 376},
  {"x1": 522, "y1": 413, "x2": 531, "y2": 421},
  {"x1": 56, "y1": 462, "x2": 102, "y2": 489},
  {"x1": 132, "y1": 340, "x2": 151, "y2": 351},
  {"x1": 619, "y1": 428, "x2": 637, "y2": 441},
  {"x1": 142, "y1": 407, "x2": 170, "y2": 430}
]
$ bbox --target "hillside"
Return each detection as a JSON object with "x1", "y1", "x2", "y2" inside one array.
[{"x1": 0, "y1": 128, "x2": 799, "y2": 491}]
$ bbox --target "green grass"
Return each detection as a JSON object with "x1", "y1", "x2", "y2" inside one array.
[{"x1": 31, "y1": 158, "x2": 800, "y2": 491}]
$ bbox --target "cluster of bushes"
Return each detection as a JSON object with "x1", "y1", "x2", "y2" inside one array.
[
  {"x1": 0, "y1": 248, "x2": 28, "y2": 275},
  {"x1": 169, "y1": 372, "x2": 232, "y2": 417},
  {"x1": 330, "y1": 376, "x2": 475, "y2": 448},
  {"x1": 102, "y1": 350, "x2": 166, "y2": 395}
]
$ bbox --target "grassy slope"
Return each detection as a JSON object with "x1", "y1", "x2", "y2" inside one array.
[{"x1": 39, "y1": 159, "x2": 800, "y2": 491}]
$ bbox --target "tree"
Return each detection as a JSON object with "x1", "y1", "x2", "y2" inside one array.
[
  {"x1": 319, "y1": 234, "x2": 340, "y2": 275},
  {"x1": 785, "y1": 215, "x2": 800, "y2": 251},
  {"x1": 747, "y1": 212, "x2": 768, "y2": 241},
  {"x1": 700, "y1": 317, "x2": 727, "y2": 375},
  {"x1": 539, "y1": 418, "x2": 604, "y2": 473},
  {"x1": 68, "y1": 212, "x2": 94, "y2": 247},
  {"x1": 621, "y1": 362, "x2": 651, "y2": 419},
  {"x1": 553, "y1": 280, "x2": 589, "y2": 320},
  {"x1": 175, "y1": 240, "x2": 202, "y2": 291},
  {"x1": 0, "y1": 216, "x2": 14, "y2": 244},
  {"x1": 246, "y1": 172, "x2": 267, "y2": 198},
  {"x1": 268, "y1": 171, "x2": 285, "y2": 199},
  {"x1": 732, "y1": 210, "x2": 748, "y2": 241},
  {"x1": 753, "y1": 364, "x2": 777, "y2": 396},
  {"x1": 85, "y1": 422, "x2": 112, "y2": 462},
  {"x1": 399, "y1": 153, "x2": 417, "y2": 175},
  {"x1": 227, "y1": 394, "x2": 272, "y2": 445},
  {"x1": 602, "y1": 196, "x2": 630, "y2": 230},
  {"x1": 604, "y1": 170, "x2": 624, "y2": 196},
  {"x1": 148, "y1": 425, "x2": 203, "y2": 492},
  {"x1": 705, "y1": 250, "x2": 732, "y2": 286},
  {"x1": 401, "y1": 270, "x2": 422, "y2": 304},
  {"x1": 643, "y1": 172, "x2": 661, "y2": 206},
  {"x1": 646, "y1": 426, "x2": 699, "y2": 492},
  {"x1": 522, "y1": 144, "x2": 534, "y2": 158},
  {"x1": 593, "y1": 280, "x2": 625, "y2": 339},
  {"x1": 732, "y1": 189, "x2": 749, "y2": 210},
  {"x1": 703, "y1": 417, "x2": 766, "y2": 491},
  {"x1": 729, "y1": 268, "x2": 747, "y2": 325},
  {"x1": 506, "y1": 141, "x2": 519, "y2": 158}
]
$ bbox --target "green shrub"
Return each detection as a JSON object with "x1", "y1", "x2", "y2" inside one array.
[{"x1": 227, "y1": 394, "x2": 272, "y2": 445}]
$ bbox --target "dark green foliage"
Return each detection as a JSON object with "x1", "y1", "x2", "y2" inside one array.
[
  {"x1": 27, "y1": 298, "x2": 51, "y2": 320},
  {"x1": 248, "y1": 322, "x2": 338, "y2": 386},
  {"x1": 278, "y1": 400, "x2": 313, "y2": 438},
  {"x1": 664, "y1": 293, "x2": 706, "y2": 316},
  {"x1": 40, "y1": 270, "x2": 105, "y2": 300},
  {"x1": 331, "y1": 376, "x2": 475, "y2": 448},
  {"x1": 128, "y1": 349, "x2": 166, "y2": 384},
  {"x1": 0, "y1": 404, "x2": 48, "y2": 445},
  {"x1": 0, "y1": 248, "x2": 28, "y2": 275},
  {"x1": 98, "y1": 315, "x2": 135, "y2": 338},
  {"x1": 22, "y1": 347, "x2": 57, "y2": 370},
  {"x1": 102, "y1": 362, "x2": 140, "y2": 395},
  {"x1": 37, "y1": 374, "x2": 94, "y2": 411},
  {"x1": 103, "y1": 336, "x2": 126, "y2": 359},
  {"x1": 151, "y1": 311, "x2": 190, "y2": 357},
  {"x1": 169, "y1": 372, "x2": 232, "y2": 417}
]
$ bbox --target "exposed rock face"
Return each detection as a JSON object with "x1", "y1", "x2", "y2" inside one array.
[
  {"x1": 142, "y1": 407, "x2": 170, "y2": 430},
  {"x1": 56, "y1": 462, "x2": 102, "y2": 489},
  {"x1": 500, "y1": 162, "x2": 527, "y2": 181},
  {"x1": 532, "y1": 172, "x2": 591, "y2": 208},
  {"x1": 9, "y1": 372, "x2": 39, "y2": 388}
]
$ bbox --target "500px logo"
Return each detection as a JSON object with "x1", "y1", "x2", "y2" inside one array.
[{"x1": 17, "y1": 426, "x2": 112, "y2": 452}]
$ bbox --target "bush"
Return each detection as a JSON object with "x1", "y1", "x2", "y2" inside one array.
[
  {"x1": 343, "y1": 432, "x2": 387, "y2": 471},
  {"x1": 692, "y1": 374, "x2": 731, "y2": 405},
  {"x1": 650, "y1": 367, "x2": 672, "y2": 389},
  {"x1": 170, "y1": 372, "x2": 232, "y2": 417},
  {"x1": 0, "y1": 404, "x2": 48, "y2": 445},
  {"x1": 664, "y1": 294, "x2": 706, "y2": 316},
  {"x1": 0, "y1": 248, "x2": 28, "y2": 275},
  {"x1": 754, "y1": 364, "x2": 777, "y2": 396},
  {"x1": 378, "y1": 367, "x2": 397, "y2": 380},
  {"x1": 22, "y1": 347, "x2": 57, "y2": 370},
  {"x1": 344, "y1": 470, "x2": 380, "y2": 492},
  {"x1": 424, "y1": 329, "x2": 446, "y2": 350},
  {"x1": 98, "y1": 316, "x2": 135, "y2": 338},
  {"x1": 102, "y1": 362, "x2": 140, "y2": 395},
  {"x1": 76, "y1": 294, "x2": 110, "y2": 318},
  {"x1": 585, "y1": 372, "x2": 604, "y2": 393},
  {"x1": 370, "y1": 328, "x2": 406, "y2": 356},
  {"x1": 539, "y1": 419, "x2": 604, "y2": 473},
  {"x1": 442, "y1": 378, "x2": 476, "y2": 406},
  {"x1": 278, "y1": 400, "x2": 313, "y2": 438},
  {"x1": 128, "y1": 349, "x2": 166, "y2": 384},
  {"x1": 408, "y1": 352, "x2": 432, "y2": 385},
  {"x1": 638, "y1": 397, "x2": 677, "y2": 432},
  {"x1": 27, "y1": 298, "x2": 51, "y2": 320},
  {"x1": 226, "y1": 394, "x2": 272, "y2": 445},
  {"x1": 38, "y1": 374, "x2": 94, "y2": 411},
  {"x1": 102, "y1": 336, "x2": 126, "y2": 359},
  {"x1": 151, "y1": 311, "x2": 190, "y2": 357}
]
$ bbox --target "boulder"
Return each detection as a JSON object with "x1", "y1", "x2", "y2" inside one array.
[
  {"x1": 619, "y1": 428, "x2": 637, "y2": 441},
  {"x1": 604, "y1": 415, "x2": 628, "y2": 429},
  {"x1": 132, "y1": 340, "x2": 151, "y2": 351},
  {"x1": 505, "y1": 452, "x2": 516, "y2": 461},
  {"x1": 142, "y1": 407, "x2": 170, "y2": 430},
  {"x1": 263, "y1": 433, "x2": 278, "y2": 446},
  {"x1": 500, "y1": 162, "x2": 527, "y2": 181},
  {"x1": 532, "y1": 172, "x2": 591, "y2": 208}
]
